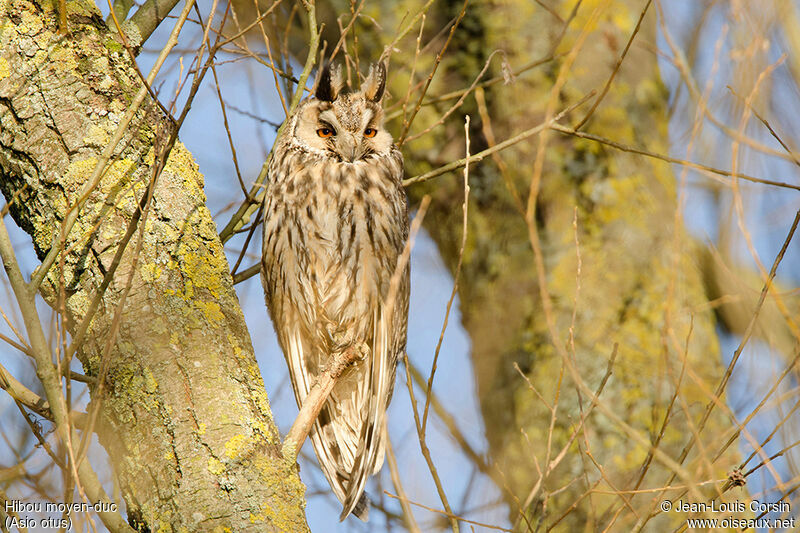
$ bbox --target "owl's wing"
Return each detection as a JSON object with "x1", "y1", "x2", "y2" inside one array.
[
  {"x1": 339, "y1": 274, "x2": 408, "y2": 520},
  {"x1": 339, "y1": 155, "x2": 410, "y2": 519},
  {"x1": 281, "y1": 314, "x2": 373, "y2": 519},
  {"x1": 262, "y1": 203, "x2": 356, "y2": 508},
  {"x1": 284, "y1": 327, "x2": 355, "y2": 507},
  {"x1": 283, "y1": 330, "x2": 376, "y2": 521},
  {"x1": 339, "y1": 308, "x2": 390, "y2": 519}
]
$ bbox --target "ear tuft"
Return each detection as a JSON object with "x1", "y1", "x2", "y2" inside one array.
[
  {"x1": 316, "y1": 63, "x2": 344, "y2": 102},
  {"x1": 361, "y1": 62, "x2": 386, "y2": 102}
]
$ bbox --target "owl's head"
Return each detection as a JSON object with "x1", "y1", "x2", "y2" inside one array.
[{"x1": 289, "y1": 63, "x2": 392, "y2": 162}]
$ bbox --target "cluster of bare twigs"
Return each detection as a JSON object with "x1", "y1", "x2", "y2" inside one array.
[{"x1": 2, "y1": 0, "x2": 800, "y2": 532}]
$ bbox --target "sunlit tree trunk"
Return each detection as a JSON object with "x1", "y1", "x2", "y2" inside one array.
[{"x1": 0, "y1": 1, "x2": 307, "y2": 530}]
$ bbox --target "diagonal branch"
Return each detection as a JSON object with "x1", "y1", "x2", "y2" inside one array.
[
  {"x1": 0, "y1": 361, "x2": 88, "y2": 428},
  {"x1": 282, "y1": 344, "x2": 363, "y2": 459},
  {"x1": 126, "y1": 0, "x2": 182, "y2": 48},
  {"x1": 106, "y1": 0, "x2": 135, "y2": 26}
]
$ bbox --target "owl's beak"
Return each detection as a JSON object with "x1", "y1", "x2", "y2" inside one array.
[{"x1": 338, "y1": 132, "x2": 360, "y2": 162}]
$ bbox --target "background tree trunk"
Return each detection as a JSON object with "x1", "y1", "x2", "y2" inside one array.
[
  {"x1": 0, "y1": 1, "x2": 307, "y2": 530},
  {"x1": 317, "y1": 0, "x2": 742, "y2": 528}
]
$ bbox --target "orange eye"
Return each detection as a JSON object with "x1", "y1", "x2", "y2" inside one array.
[
  {"x1": 364, "y1": 128, "x2": 377, "y2": 138},
  {"x1": 317, "y1": 127, "x2": 335, "y2": 138}
]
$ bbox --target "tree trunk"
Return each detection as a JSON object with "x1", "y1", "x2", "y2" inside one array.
[{"x1": 0, "y1": 1, "x2": 308, "y2": 531}]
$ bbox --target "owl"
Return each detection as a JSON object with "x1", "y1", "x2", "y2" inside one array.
[{"x1": 260, "y1": 62, "x2": 409, "y2": 521}]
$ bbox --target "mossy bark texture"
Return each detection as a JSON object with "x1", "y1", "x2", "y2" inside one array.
[
  {"x1": 319, "y1": 0, "x2": 742, "y2": 529},
  {"x1": 0, "y1": 1, "x2": 308, "y2": 531}
]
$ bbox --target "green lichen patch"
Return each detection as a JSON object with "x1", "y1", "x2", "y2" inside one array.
[
  {"x1": 165, "y1": 249, "x2": 230, "y2": 326},
  {"x1": 181, "y1": 252, "x2": 224, "y2": 298},
  {"x1": 166, "y1": 141, "x2": 205, "y2": 192},
  {"x1": 103, "y1": 36, "x2": 123, "y2": 54}
]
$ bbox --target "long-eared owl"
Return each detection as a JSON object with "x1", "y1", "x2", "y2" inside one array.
[{"x1": 261, "y1": 62, "x2": 409, "y2": 521}]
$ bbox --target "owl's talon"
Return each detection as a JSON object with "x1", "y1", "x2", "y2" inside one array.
[
  {"x1": 338, "y1": 342, "x2": 369, "y2": 368},
  {"x1": 354, "y1": 342, "x2": 369, "y2": 361}
]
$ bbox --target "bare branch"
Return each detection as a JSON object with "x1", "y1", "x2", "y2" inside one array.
[
  {"x1": 403, "y1": 90, "x2": 596, "y2": 187},
  {"x1": 127, "y1": 0, "x2": 182, "y2": 48},
  {"x1": 282, "y1": 344, "x2": 363, "y2": 458},
  {"x1": 0, "y1": 362, "x2": 88, "y2": 428}
]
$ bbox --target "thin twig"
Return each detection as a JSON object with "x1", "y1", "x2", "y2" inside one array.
[
  {"x1": 475, "y1": 85, "x2": 524, "y2": 213},
  {"x1": 384, "y1": 50, "x2": 561, "y2": 120},
  {"x1": 0, "y1": 362, "x2": 88, "y2": 428},
  {"x1": 711, "y1": 343, "x2": 800, "y2": 465},
  {"x1": 422, "y1": 115, "x2": 471, "y2": 433},
  {"x1": 232, "y1": 263, "x2": 260, "y2": 284},
  {"x1": 384, "y1": 492, "x2": 513, "y2": 532},
  {"x1": 403, "y1": 90, "x2": 596, "y2": 187},
  {"x1": 550, "y1": 124, "x2": 800, "y2": 192},
  {"x1": 218, "y1": 1, "x2": 320, "y2": 244},
  {"x1": 400, "y1": 196, "x2": 462, "y2": 533},
  {"x1": 404, "y1": 51, "x2": 502, "y2": 144},
  {"x1": 398, "y1": 0, "x2": 468, "y2": 145},
  {"x1": 385, "y1": 437, "x2": 422, "y2": 533},
  {"x1": 574, "y1": 0, "x2": 653, "y2": 129},
  {"x1": 516, "y1": 346, "x2": 619, "y2": 526}
]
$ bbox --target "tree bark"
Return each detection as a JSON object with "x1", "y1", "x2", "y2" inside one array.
[{"x1": 0, "y1": 1, "x2": 308, "y2": 531}]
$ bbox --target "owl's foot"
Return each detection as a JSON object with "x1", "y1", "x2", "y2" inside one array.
[
  {"x1": 325, "y1": 324, "x2": 350, "y2": 350},
  {"x1": 325, "y1": 325, "x2": 369, "y2": 362},
  {"x1": 351, "y1": 341, "x2": 369, "y2": 362},
  {"x1": 321, "y1": 341, "x2": 369, "y2": 373}
]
